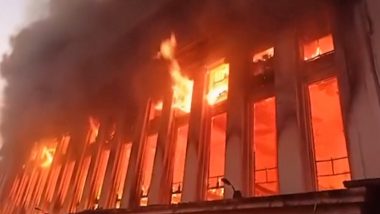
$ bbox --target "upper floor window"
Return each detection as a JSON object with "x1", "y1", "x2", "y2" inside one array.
[
  {"x1": 206, "y1": 63, "x2": 229, "y2": 106},
  {"x1": 303, "y1": 34, "x2": 334, "y2": 61}
]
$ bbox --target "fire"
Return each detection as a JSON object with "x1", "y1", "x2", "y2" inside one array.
[
  {"x1": 41, "y1": 146, "x2": 55, "y2": 168},
  {"x1": 159, "y1": 34, "x2": 194, "y2": 113},
  {"x1": 88, "y1": 116, "x2": 100, "y2": 143},
  {"x1": 207, "y1": 63, "x2": 229, "y2": 105}
]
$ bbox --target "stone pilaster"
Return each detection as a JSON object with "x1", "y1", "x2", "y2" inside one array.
[
  {"x1": 224, "y1": 45, "x2": 250, "y2": 198},
  {"x1": 148, "y1": 92, "x2": 174, "y2": 205},
  {"x1": 274, "y1": 26, "x2": 315, "y2": 194},
  {"x1": 333, "y1": 1, "x2": 380, "y2": 179},
  {"x1": 181, "y1": 72, "x2": 207, "y2": 202}
]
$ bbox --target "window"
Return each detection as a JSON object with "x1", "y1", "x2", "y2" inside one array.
[
  {"x1": 207, "y1": 64, "x2": 229, "y2": 106},
  {"x1": 114, "y1": 143, "x2": 132, "y2": 208},
  {"x1": 88, "y1": 117, "x2": 100, "y2": 144},
  {"x1": 308, "y1": 78, "x2": 350, "y2": 190},
  {"x1": 93, "y1": 149, "x2": 110, "y2": 209},
  {"x1": 171, "y1": 124, "x2": 189, "y2": 204},
  {"x1": 70, "y1": 156, "x2": 91, "y2": 210},
  {"x1": 252, "y1": 97, "x2": 278, "y2": 196},
  {"x1": 140, "y1": 134, "x2": 158, "y2": 206},
  {"x1": 253, "y1": 47, "x2": 274, "y2": 63},
  {"x1": 206, "y1": 113, "x2": 227, "y2": 201},
  {"x1": 304, "y1": 34, "x2": 334, "y2": 61}
]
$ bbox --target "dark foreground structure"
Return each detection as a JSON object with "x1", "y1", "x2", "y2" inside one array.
[{"x1": 2, "y1": 0, "x2": 380, "y2": 213}]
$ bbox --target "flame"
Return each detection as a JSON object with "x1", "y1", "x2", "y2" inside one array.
[
  {"x1": 154, "y1": 101, "x2": 163, "y2": 111},
  {"x1": 159, "y1": 34, "x2": 194, "y2": 113},
  {"x1": 41, "y1": 146, "x2": 55, "y2": 168},
  {"x1": 88, "y1": 117, "x2": 100, "y2": 143},
  {"x1": 207, "y1": 63, "x2": 229, "y2": 105}
]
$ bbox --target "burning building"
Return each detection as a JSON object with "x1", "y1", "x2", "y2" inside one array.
[{"x1": 1, "y1": 0, "x2": 380, "y2": 213}]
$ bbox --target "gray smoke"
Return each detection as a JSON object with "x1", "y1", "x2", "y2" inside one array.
[{"x1": 0, "y1": 0, "x2": 171, "y2": 168}]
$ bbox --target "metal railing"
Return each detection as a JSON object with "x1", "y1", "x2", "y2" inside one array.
[
  {"x1": 316, "y1": 156, "x2": 350, "y2": 177},
  {"x1": 207, "y1": 175, "x2": 224, "y2": 190},
  {"x1": 254, "y1": 167, "x2": 278, "y2": 185}
]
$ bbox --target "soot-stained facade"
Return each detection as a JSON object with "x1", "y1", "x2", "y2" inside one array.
[{"x1": 2, "y1": 0, "x2": 380, "y2": 213}]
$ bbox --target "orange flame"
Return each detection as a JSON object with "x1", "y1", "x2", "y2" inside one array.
[
  {"x1": 159, "y1": 34, "x2": 194, "y2": 113},
  {"x1": 88, "y1": 117, "x2": 100, "y2": 143},
  {"x1": 41, "y1": 146, "x2": 55, "y2": 168}
]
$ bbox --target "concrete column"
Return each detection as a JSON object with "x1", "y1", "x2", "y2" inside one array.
[
  {"x1": 224, "y1": 45, "x2": 250, "y2": 198},
  {"x1": 182, "y1": 72, "x2": 207, "y2": 202},
  {"x1": 121, "y1": 99, "x2": 150, "y2": 208},
  {"x1": 274, "y1": 26, "x2": 315, "y2": 194},
  {"x1": 333, "y1": 2, "x2": 380, "y2": 179},
  {"x1": 148, "y1": 92, "x2": 174, "y2": 205}
]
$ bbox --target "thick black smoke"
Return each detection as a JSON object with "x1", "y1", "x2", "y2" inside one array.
[{"x1": 0, "y1": 0, "x2": 171, "y2": 167}]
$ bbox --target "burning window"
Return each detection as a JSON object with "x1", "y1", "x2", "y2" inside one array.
[
  {"x1": 171, "y1": 124, "x2": 189, "y2": 204},
  {"x1": 46, "y1": 164, "x2": 62, "y2": 202},
  {"x1": 252, "y1": 47, "x2": 275, "y2": 77},
  {"x1": 207, "y1": 113, "x2": 226, "y2": 201},
  {"x1": 58, "y1": 161, "x2": 76, "y2": 205},
  {"x1": 207, "y1": 63, "x2": 229, "y2": 105},
  {"x1": 252, "y1": 97, "x2": 278, "y2": 196},
  {"x1": 71, "y1": 156, "x2": 91, "y2": 210},
  {"x1": 149, "y1": 100, "x2": 163, "y2": 120},
  {"x1": 88, "y1": 117, "x2": 100, "y2": 144},
  {"x1": 113, "y1": 143, "x2": 132, "y2": 208},
  {"x1": 140, "y1": 134, "x2": 158, "y2": 206},
  {"x1": 60, "y1": 135, "x2": 70, "y2": 155},
  {"x1": 308, "y1": 78, "x2": 350, "y2": 190},
  {"x1": 253, "y1": 47, "x2": 274, "y2": 63},
  {"x1": 93, "y1": 149, "x2": 110, "y2": 209},
  {"x1": 304, "y1": 34, "x2": 334, "y2": 61},
  {"x1": 159, "y1": 34, "x2": 194, "y2": 113},
  {"x1": 40, "y1": 146, "x2": 56, "y2": 168}
]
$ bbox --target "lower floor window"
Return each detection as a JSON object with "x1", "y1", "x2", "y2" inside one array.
[{"x1": 308, "y1": 77, "x2": 351, "y2": 190}]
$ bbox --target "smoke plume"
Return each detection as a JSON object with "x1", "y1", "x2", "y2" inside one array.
[{"x1": 0, "y1": 0, "x2": 171, "y2": 167}]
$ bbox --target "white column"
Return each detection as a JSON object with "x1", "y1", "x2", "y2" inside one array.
[
  {"x1": 274, "y1": 27, "x2": 315, "y2": 194},
  {"x1": 224, "y1": 45, "x2": 250, "y2": 198},
  {"x1": 181, "y1": 72, "x2": 207, "y2": 202},
  {"x1": 148, "y1": 92, "x2": 174, "y2": 205},
  {"x1": 333, "y1": 1, "x2": 380, "y2": 179}
]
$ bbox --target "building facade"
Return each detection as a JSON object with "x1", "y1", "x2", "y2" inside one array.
[{"x1": 2, "y1": 0, "x2": 380, "y2": 213}]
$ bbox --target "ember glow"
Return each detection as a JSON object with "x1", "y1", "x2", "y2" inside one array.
[
  {"x1": 207, "y1": 63, "x2": 229, "y2": 105},
  {"x1": 40, "y1": 146, "x2": 55, "y2": 168},
  {"x1": 159, "y1": 34, "x2": 194, "y2": 113}
]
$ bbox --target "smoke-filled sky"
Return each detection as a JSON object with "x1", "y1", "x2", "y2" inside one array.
[
  {"x1": 0, "y1": 0, "x2": 48, "y2": 153},
  {"x1": 0, "y1": 0, "x2": 176, "y2": 170}
]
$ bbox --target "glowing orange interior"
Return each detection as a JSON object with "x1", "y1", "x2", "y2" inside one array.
[
  {"x1": 114, "y1": 143, "x2": 132, "y2": 208},
  {"x1": 253, "y1": 47, "x2": 274, "y2": 63},
  {"x1": 93, "y1": 149, "x2": 110, "y2": 208},
  {"x1": 308, "y1": 77, "x2": 350, "y2": 190},
  {"x1": 88, "y1": 117, "x2": 100, "y2": 144},
  {"x1": 304, "y1": 34, "x2": 334, "y2": 61},
  {"x1": 253, "y1": 97, "x2": 278, "y2": 196},
  {"x1": 171, "y1": 124, "x2": 189, "y2": 204},
  {"x1": 207, "y1": 64, "x2": 229, "y2": 105},
  {"x1": 140, "y1": 134, "x2": 158, "y2": 206},
  {"x1": 206, "y1": 113, "x2": 226, "y2": 201},
  {"x1": 71, "y1": 156, "x2": 91, "y2": 210}
]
